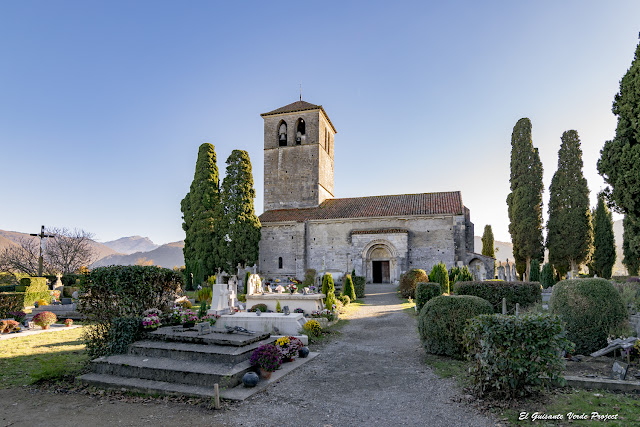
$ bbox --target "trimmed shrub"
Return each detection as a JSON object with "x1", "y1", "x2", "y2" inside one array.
[
  {"x1": 244, "y1": 271, "x2": 250, "y2": 294},
  {"x1": 529, "y1": 259, "x2": 541, "y2": 282},
  {"x1": 415, "y1": 282, "x2": 441, "y2": 312},
  {"x1": 249, "y1": 303, "x2": 268, "y2": 312},
  {"x1": 0, "y1": 293, "x2": 25, "y2": 318},
  {"x1": 337, "y1": 294, "x2": 350, "y2": 305},
  {"x1": 448, "y1": 266, "x2": 473, "y2": 289},
  {"x1": 429, "y1": 263, "x2": 450, "y2": 294},
  {"x1": 453, "y1": 281, "x2": 541, "y2": 313},
  {"x1": 540, "y1": 263, "x2": 555, "y2": 288},
  {"x1": 550, "y1": 278, "x2": 627, "y2": 354},
  {"x1": 464, "y1": 313, "x2": 574, "y2": 398},
  {"x1": 20, "y1": 277, "x2": 51, "y2": 307},
  {"x1": 78, "y1": 265, "x2": 182, "y2": 358},
  {"x1": 353, "y1": 276, "x2": 366, "y2": 298},
  {"x1": 418, "y1": 295, "x2": 493, "y2": 358},
  {"x1": 0, "y1": 285, "x2": 16, "y2": 293},
  {"x1": 107, "y1": 317, "x2": 142, "y2": 355},
  {"x1": 399, "y1": 269, "x2": 428, "y2": 298},
  {"x1": 276, "y1": 300, "x2": 282, "y2": 313},
  {"x1": 322, "y1": 273, "x2": 337, "y2": 309},
  {"x1": 342, "y1": 274, "x2": 357, "y2": 301}
]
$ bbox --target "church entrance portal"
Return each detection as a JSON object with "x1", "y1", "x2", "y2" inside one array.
[{"x1": 372, "y1": 261, "x2": 390, "y2": 283}]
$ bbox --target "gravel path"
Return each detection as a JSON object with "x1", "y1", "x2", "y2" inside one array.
[{"x1": 213, "y1": 283, "x2": 495, "y2": 427}]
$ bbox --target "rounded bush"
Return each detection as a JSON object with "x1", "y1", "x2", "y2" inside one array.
[
  {"x1": 32, "y1": 311, "x2": 58, "y2": 328},
  {"x1": 303, "y1": 319, "x2": 322, "y2": 337},
  {"x1": 415, "y1": 282, "x2": 441, "y2": 312},
  {"x1": 342, "y1": 274, "x2": 357, "y2": 302},
  {"x1": 249, "y1": 303, "x2": 268, "y2": 312},
  {"x1": 337, "y1": 294, "x2": 351, "y2": 305},
  {"x1": 550, "y1": 278, "x2": 627, "y2": 354},
  {"x1": 399, "y1": 269, "x2": 428, "y2": 298},
  {"x1": 418, "y1": 295, "x2": 493, "y2": 359}
]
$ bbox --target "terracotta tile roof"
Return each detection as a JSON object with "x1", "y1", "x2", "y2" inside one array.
[
  {"x1": 259, "y1": 192, "x2": 464, "y2": 223},
  {"x1": 261, "y1": 100, "x2": 321, "y2": 116}
]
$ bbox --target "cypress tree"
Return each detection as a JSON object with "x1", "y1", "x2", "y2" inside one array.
[
  {"x1": 591, "y1": 193, "x2": 616, "y2": 278},
  {"x1": 506, "y1": 118, "x2": 544, "y2": 279},
  {"x1": 181, "y1": 143, "x2": 223, "y2": 286},
  {"x1": 529, "y1": 259, "x2": 540, "y2": 282},
  {"x1": 481, "y1": 225, "x2": 495, "y2": 258},
  {"x1": 540, "y1": 263, "x2": 555, "y2": 288},
  {"x1": 598, "y1": 38, "x2": 640, "y2": 221},
  {"x1": 546, "y1": 130, "x2": 593, "y2": 276},
  {"x1": 342, "y1": 274, "x2": 357, "y2": 301},
  {"x1": 623, "y1": 214, "x2": 640, "y2": 275},
  {"x1": 220, "y1": 150, "x2": 261, "y2": 273}
]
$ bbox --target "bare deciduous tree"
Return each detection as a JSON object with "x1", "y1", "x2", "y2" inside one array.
[{"x1": 0, "y1": 227, "x2": 96, "y2": 276}]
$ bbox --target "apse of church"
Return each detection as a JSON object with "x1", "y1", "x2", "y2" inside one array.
[{"x1": 258, "y1": 100, "x2": 494, "y2": 283}]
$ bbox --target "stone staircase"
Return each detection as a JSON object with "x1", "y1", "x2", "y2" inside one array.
[{"x1": 79, "y1": 326, "x2": 277, "y2": 400}]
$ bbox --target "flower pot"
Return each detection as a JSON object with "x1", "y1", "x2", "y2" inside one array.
[
  {"x1": 258, "y1": 368, "x2": 272, "y2": 379},
  {"x1": 42, "y1": 325, "x2": 49, "y2": 330}
]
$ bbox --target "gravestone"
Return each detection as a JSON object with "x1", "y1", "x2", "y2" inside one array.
[
  {"x1": 612, "y1": 360, "x2": 629, "y2": 380},
  {"x1": 209, "y1": 284, "x2": 232, "y2": 315},
  {"x1": 228, "y1": 275, "x2": 239, "y2": 295},
  {"x1": 53, "y1": 274, "x2": 63, "y2": 291},
  {"x1": 247, "y1": 274, "x2": 263, "y2": 295}
]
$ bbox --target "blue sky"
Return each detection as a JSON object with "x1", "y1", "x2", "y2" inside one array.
[{"x1": 1, "y1": 1, "x2": 638, "y2": 245}]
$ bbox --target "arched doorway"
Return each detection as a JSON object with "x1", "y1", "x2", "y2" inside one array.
[{"x1": 362, "y1": 240, "x2": 398, "y2": 284}]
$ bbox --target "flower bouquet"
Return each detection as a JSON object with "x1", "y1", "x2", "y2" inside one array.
[
  {"x1": 9, "y1": 311, "x2": 26, "y2": 323},
  {"x1": 294, "y1": 308, "x2": 305, "y2": 314},
  {"x1": 142, "y1": 314, "x2": 161, "y2": 329},
  {"x1": 249, "y1": 344, "x2": 282, "y2": 378},
  {"x1": 33, "y1": 311, "x2": 57, "y2": 329},
  {"x1": 180, "y1": 309, "x2": 199, "y2": 327},
  {"x1": 287, "y1": 283, "x2": 297, "y2": 294},
  {"x1": 64, "y1": 318, "x2": 74, "y2": 327},
  {"x1": 275, "y1": 336, "x2": 303, "y2": 361}
]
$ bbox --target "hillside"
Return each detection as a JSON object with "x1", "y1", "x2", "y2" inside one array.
[
  {"x1": 103, "y1": 236, "x2": 159, "y2": 254},
  {"x1": 90, "y1": 241, "x2": 184, "y2": 269}
]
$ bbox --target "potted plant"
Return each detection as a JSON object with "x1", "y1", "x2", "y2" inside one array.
[
  {"x1": 64, "y1": 318, "x2": 74, "y2": 327},
  {"x1": 287, "y1": 283, "x2": 297, "y2": 294},
  {"x1": 275, "y1": 336, "x2": 303, "y2": 362},
  {"x1": 32, "y1": 311, "x2": 57, "y2": 330},
  {"x1": 249, "y1": 344, "x2": 282, "y2": 379},
  {"x1": 9, "y1": 311, "x2": 26, "y2": 324}
]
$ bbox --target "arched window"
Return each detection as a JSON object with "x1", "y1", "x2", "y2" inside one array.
[
  {"x1": 278, "y1": 257, "x2": 283, "y2": 269},
  {"x1": 278, "y1": 122, "x2": 287, "y2": 147},
  {"x1": 296, "y1": 118, "x2": 305, "y2": 145}
]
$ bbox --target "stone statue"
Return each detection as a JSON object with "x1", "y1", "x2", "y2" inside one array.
[{"x1": 247, "y1": 274, "x2": 263, "y2": 295}]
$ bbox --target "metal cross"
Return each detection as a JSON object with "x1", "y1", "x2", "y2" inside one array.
[{"x1": 29, "y1": 225, "x2": 55, "y2": 277}]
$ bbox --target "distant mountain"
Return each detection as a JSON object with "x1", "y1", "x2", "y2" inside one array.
[
  {"x1": 103, "y1": 236, "x2": 159, "y2": 254},
  {"x1": 91, "y1": 241, "x2": 184, "y2": 270},
  {"x1": 474, "y1": 218, "x2": 627, "y2": 276},
  {"x1": 0, "y1": 229, "x2": 120, "y2": 263}
]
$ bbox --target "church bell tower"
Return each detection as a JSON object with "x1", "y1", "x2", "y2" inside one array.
[{"x1": 261, "y1": 100, "x2": 336, "y2": 211}]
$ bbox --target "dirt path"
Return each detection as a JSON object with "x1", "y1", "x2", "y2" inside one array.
[{"x1": 1, "y1": 284, "x2": 494, "y2": 427}]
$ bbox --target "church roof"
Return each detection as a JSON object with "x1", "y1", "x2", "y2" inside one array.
[
  {"x1": 261, "y1": 100, "x2": 337, "y2": 133},
  {"x1": 259, "y1": 191, "x2": 464, "y2": 223}
]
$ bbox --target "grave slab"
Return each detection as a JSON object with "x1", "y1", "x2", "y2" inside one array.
[{"x1": 215, "y1": 312, "x2": 307, "y2": 336}]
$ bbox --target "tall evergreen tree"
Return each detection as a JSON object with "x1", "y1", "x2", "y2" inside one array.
[
  {"x1": 220, "y1": 150, "x2": 261, "y2": 273},
  {"x1": 598, "y1": 38, "x2": 640, "y2": 221},
  {"x1": 481, "y1": 225, "x2": 495, "y2": 258},
  {"x1": 623, "y1": 214, "x2": 640, "y2": 275},
  {"x1": 507, "y1": 118, "x2": 544, "y2": 279},
  {"x1": 591, "y1": 193, "x2": 616, "y2": 278},
  {"x1": 529, "y1": 259, "x2": 541, "y2": 282},
  {"x1": 181, "y1": 143, "x2": 223, "y2": 287},
  {"x1": 546, "y1": 130, "x2": 593, "y2": 276}
]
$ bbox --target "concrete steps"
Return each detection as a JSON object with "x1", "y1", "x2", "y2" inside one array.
[
  {"x1": 128, "y1": 339, "x2": 270, "y2": 365},
  {"x1": 90, "y1": 354, "x2": 252, "y2": 389}
]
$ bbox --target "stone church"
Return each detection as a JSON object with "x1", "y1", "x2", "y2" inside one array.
[{"x1": 257, "y1": 100, "x2": 494, "y2": 283}]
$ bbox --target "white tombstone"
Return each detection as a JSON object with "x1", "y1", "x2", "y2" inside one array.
[
  {"x1": 209, "y1": 284, "x2": 232, "y2": 315},
  {"x1": 228, "y1": 275, "x2": 239, "y2": 295},
  {"x1": 247, "y1": 274, "x2": 263, "y2": 295},
  {"x1": 227, "y1": 280, "x2": 237, "y2": 308},
  {"x1": 53, "y1": 273, "x2": 63, "y2": 291}
]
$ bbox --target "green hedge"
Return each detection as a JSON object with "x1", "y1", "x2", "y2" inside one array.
[
  {"x1": 353, "y1": 276, "x2": 365, "y2": 299},
  {"x1": 428, "y1": 262, "x2": 450, "y2": 294},
  {"x1": 0, "y1": 293, "x2": 26, "y2": 318},
  {"x1": 550, "y1": 278, "x2": 627, "y2": 354},
  {"x1": 415, "y1": 282, "x2": 441, "y2": 312},
  {"x1": 399, "y1": 269, "x2": 428, "y2": 298},
  {"x1": 19, "y1": 277, "x2": 51, "y2": 307},
  {"x1": 0, "y1": 285, "x2": 16, "y2": 293},
  {"x1": 78, "y1": 265, "x2": 183, "y2": 358},
  {"x1": 453, "y1": 281, "x2": 541, "y2": 313},
  {"x1": 464, "y1": 313, "x2": 573, "y2": 398},
  {"x1": 418, "y1": 295, "x2": 493, "y2": 359},
  {"x1": 63, "y1": 286, "x2": 80, "y2": 298}
]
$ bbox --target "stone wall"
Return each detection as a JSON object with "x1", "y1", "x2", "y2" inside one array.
[{"x1": 259, "y1": 214, "x2": 470, "y2": 283}]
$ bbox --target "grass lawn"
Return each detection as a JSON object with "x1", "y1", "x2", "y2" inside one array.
[{"x1": 0, "y1": 327, "x2": 89, "y2": 388}]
